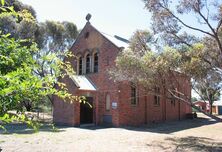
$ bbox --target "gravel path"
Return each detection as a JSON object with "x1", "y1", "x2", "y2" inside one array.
[{"x1": 0, "y1": 113, "x2": 222, "y2": 152}]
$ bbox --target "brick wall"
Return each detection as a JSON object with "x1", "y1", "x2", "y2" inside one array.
[
  {"x1": 53, "y1": 76, "x2": 77, "y2": 126},
  {"x1": 71, "y1": 23, "x2": 120, "y2": 126},
  {"x1": 53, "y1": 22, "x2": 192, "y2": 127}
]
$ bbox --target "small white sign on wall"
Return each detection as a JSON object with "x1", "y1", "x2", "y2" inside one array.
[{"x1": 112, "y1": 102, "x2": 117, "y2": 109}]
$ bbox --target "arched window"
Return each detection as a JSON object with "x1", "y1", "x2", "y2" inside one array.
[
  {"x1": 93, "y1": 52, "x2": 98, "y2": 73},
  {"x1": 78, "y1": 57, "x2": 83, "y2": 75},
  {"x1": 131, "y1": 84, "x2": 137, "y2": 105},
  {"x1": 154, "y1": 87, "x2": 160, "y2": 106},
  {"x1": 106, "y1": 93, "x2": 111, "y2": 111},
  {"x1": 86, "y1": 53, "x2": 91, "y2": 74}
]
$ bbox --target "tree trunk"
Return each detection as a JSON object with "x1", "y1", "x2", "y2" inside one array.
[
  {"x1": 23, "y1": 101, "x2": 32, "y2": 112},
  {"x1": 209, "y1": 94, "x2": 213, "y2": 115},
  {"x1": 26, "y1": 105, "x2": 32, "y2": 112},
  {"x1": 191, "y1": 103, "x2": 221, "y2": 122},
  {"x1": 169, "y1": 90, "x2": 222, "y2": 122}
]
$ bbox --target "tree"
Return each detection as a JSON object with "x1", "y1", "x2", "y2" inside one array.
[
  {"x1": 191, "y1": 97, "x2": 198, "y2": 102},
  {"x1": 110, "y1": 28, "x2": 222, "y2": 120},
  {"x1": 3, "y1": 0, "x2": 37, "y2": 17},
  {"x1": 0, "y1": 33, "x2": 81, "y2": 113},
  {"x1": 35, "y1": 21, "x2": 78, "y2": 52},
  {"x1": 0, "y1": 0, "x2": 82, "y2": 130},
  {"x1": 0, "y1": 0, "x2": 37, "y2": 40},
  {"x1": 34, "y1": 20, "x2": 78, "y2": 104},
  {"x1": 193, "y1": 73, "x2": 221, "y2": 114},
  {"x1": 128, "y1": 30, "x2": 154, "y2": 55},
  {"x1": 143, "y1": 0, "x2": 222, "y2": 73},
  {"x1": 110, "y1": 30, "x2": 187, "y2": 105},
  {"x1": 0, "y1": 0, "x2": 78, "y2": 109},
  {"x1": 178, "y1": 42, "x2": 222, "y2": 113}
]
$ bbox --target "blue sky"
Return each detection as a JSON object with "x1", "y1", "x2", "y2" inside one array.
[
  {"x1": 20, "y1": 0, "x2": 151, "y2": 39},
  {"x1": 19, "y1": 0, "x2": 217, "y2": 40},
  {"x1": 19, "y1": 0, "x2": 221, "y2": 100}
]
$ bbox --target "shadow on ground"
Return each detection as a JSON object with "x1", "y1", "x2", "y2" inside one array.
[
  {"x1": 74, "y1": 116, "x2": 220, "y2": 135},
  {"x1": 0, "y1": 123, "x2": 66, "y2": 134},
  {"x1": 122, "y1": 117, "x2": 219, "y2": 134},
  {"x1": 0, "y1": 115, "x2": 220, "y2": 135},
  {"x1": 147, "y1": 136, "x2": 222, "y2": 152},
  {"x1": 165, "y1": 136, "x2": 222, "y2": 152}
]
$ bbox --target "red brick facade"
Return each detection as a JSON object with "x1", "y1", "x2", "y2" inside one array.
[{"x1": 53, "y1": 22, "x2": 192, "y2": 127}]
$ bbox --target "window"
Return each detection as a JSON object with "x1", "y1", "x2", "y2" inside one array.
[
  {"x1": 105, "y1": 57, "x2": 109, "y2": 66},
  {"x1": 106, "y1": 94, "x2": 110, "y2": 111},
  {"x1": 171, "y1": 95, "x2": 176, "y2": 106},
  {"x1": 131, "y1": 84, "x2": 137, "y2": 105},
  {"x1": 154, "y1": 87, "x2": 160, "y2": 106},
  {"x1": 84, "y1": 32, "x2": 89, "y2": 39},
  {"x1": 78, "y1": 57, "x2": 83, "y2": 75},
  {"x1": 93, "y1": 52, "x2": 98, "y2": 73},
  {"x1": 86, "y1": 54, "x2": 91, "y2": 74}
]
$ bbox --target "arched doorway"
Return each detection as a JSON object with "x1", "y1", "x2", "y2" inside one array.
[{"x1": 80, "y1": 97, "x2": 93, "y2": 124}]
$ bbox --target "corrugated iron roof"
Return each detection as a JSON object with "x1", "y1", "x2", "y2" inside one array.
[
  {"x1": 70, "y1": 75, "x2": 97, "y2": 91},
  {"x1": 101, "y1": 32, "x2": 129, "y2": 48}
]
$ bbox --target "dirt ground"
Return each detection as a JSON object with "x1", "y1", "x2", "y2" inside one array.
[{"x1": 0, "y1": 113, "x2": 222, "y2": 152}]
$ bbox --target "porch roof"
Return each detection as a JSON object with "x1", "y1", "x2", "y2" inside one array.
[{"x1": 70, "y1": 75, "x2": 97, "y2": 91}]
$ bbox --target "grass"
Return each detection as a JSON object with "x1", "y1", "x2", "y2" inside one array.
[{"x1": 0, "y1": 140, "x2": 5, "y2": 143}]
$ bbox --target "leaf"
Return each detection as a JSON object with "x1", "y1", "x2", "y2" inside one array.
[
  {"x1": 5, "y1": 33, "x2": 11, "y2": 37},
  {"x1": 8, "y1": 6, "x2": 14, "y2": 12},
  {"x1": 1, "y1": 0, "x2": 5, "y2": 6},
  {"x1": 0, "y1": 7, "x2": 6, "y2": 12}
]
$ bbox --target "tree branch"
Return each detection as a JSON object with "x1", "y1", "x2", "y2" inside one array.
[
  {"x1": 158, "y1": 3, "x2": 215, "y2": 37},
  {"x1": 194, "y1": 2, "x2": 222, "y2": 53},
  {"x1": 216, "y1": 19, "x2": 222, "y2": 32},
  {"x1": 170, "y1": 32, "x2": 193, "y2": 47}
]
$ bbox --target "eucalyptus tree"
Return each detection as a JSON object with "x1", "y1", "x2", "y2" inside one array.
[
  {"x1": 143, "y1": 0, "x2": 222, "y2": 73},
  {"x1": 111, "y1": 30, "x2": 221, "y2": 119}
]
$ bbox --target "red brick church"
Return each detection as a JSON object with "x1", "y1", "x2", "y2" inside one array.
[{"x1": 53, "y1": 17, "x2": 192, "y2": 127}]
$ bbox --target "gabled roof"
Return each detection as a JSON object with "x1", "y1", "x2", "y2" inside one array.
[
  {"x1": 70, "y1": 22, "x2": 129, "y2": 50},
  {"x1": 100, "y1": 32, "x2": 129, "y2": 48},
  {"x1": 70, "y1": 75, "x2": 97, "y2": 91},
  {"x1": 193, "y1": 100, "x2": 209, "y2": 104},
  {"x1": 194, "y1": 100, "x2": 222, "y2": 106}
]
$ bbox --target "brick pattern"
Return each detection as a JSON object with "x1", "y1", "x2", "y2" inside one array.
[{"x1": 53, "y1": 22, "x2": 192, "y2": 127}]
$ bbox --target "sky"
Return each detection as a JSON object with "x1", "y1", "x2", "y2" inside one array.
[
  {"x1": 19, "y1": 0, "x2": 221, "y2": 100},
  {"x1": 20, "y1": 0, "x2": 151, "y2": 39}
]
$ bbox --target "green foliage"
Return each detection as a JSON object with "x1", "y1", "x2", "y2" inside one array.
[
  {"x1": 0, "y1": 0, "x2": 37, "y2": 40},
  {"x1": 111, "y1": 44, "x2": 183, "y2": 91},
  {"x1": 112, "y1": 0, "x2": 222, "y2": 107},
  {"x1": 0, "y1": 3, "x2": 81, "y2": 132},
  {"x1": 35, "y1": 20, "x2": 78, "y2": 52},
  {"x1": 1, "y1": 0, "x2": 5, "y2": 6},
  {"x1": 0, "y1": 34, "x2": 79, "y2": 114},
  {"x1": 191, "y1": 97, "x2": 198, "y2": 103},
  {"x1": 143, "y1": 0, "x2": 221, "y2": 46},
  {"x1": 129, "y1": 30, "x2": 154, "y2": 55},
  {"x1": 0, "y1": 113, "x2": 41, "y2": 133},
  {"x1": 1, "y1": 0, "x2": 36, "y2": 17},
  {"x1": 143, "y1": 0, "x2": 222, "y2": 78}
]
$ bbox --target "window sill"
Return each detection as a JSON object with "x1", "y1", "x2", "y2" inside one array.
[
  {"x1": 131, "y1": 104, "x2": 138, "y2": 107},
  {"x1": 154, "y1": 105, "x2": 160, "y2": 107},
  {"x1": 80, "y1": 72, "x2": 99, "y2": 76}
]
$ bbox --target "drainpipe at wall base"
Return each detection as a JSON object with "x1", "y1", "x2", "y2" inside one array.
[
  {"x1": 178, "y1": 97, "x2": 181, "y2": 121},
  {"x1": 95, "y1": 92, "x2": 99, "y2": 125},
  {"x1": 145, "y1": 95, "x2": 147, "y2": 124}
]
